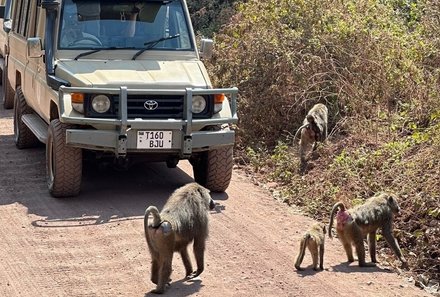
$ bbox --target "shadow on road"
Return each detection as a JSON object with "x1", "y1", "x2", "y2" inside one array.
[
  {"x1": 0, "y1": 128, "x2": 229, "y2": 227},
  {"x1": 144, "y1": 277, "x2": 204, "y2": 297},
  {"x1": 295, "y1": 262, "x2": 393, "y2": 278},
  {"x1": 330, "y1": 262, "x2": 393, "y2": 274}
]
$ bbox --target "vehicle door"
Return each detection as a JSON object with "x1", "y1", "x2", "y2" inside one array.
[{"x1": 22, "y1": 1, "x2": 47, "y2": 118}]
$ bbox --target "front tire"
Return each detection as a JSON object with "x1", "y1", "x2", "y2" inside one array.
[
  {"x1": 192, "y1": 146, "x2": 233, "y2": 192},
  {"x1": 46, "y1": 119, "x2": 82, "y2": 197},
  {"x1": 13, "y1": 86, "x2": 39, "y2": 148}
]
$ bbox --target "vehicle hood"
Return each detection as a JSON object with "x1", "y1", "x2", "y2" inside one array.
[{"x1": 55, "y1": 60, "x2": 210, "y2": 89}]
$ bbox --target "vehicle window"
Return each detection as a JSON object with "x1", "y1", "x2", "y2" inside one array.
[
  {"x1": 58, "y1": 0, "x2": 193, "y2": 50},
  {"x1": 12, "y1": 0, "x2": 22, "y2": 33},
  {"x1": 11, "y1": 0, "x2": 35, "y2": 37}
]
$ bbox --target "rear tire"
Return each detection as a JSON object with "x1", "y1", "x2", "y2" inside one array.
[
  {"x1": 46, "y1": 119, "x2": 82, "y2": 197},
  {"x1": 13, "y1": 86, "x2": 39, "y2": 148},
  {"x1": 192, "y1": 146, "x2": 233, "y2": 192}
]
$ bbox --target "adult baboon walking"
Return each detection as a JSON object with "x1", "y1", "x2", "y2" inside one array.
[
  {"x1": 144, "y1": 182, "x2": 216, "y2": 294},
  {"x1": 294, "y1": 222, "x2": 326, "y2": 271},
  {"x1": 294, "y1": 103, "x2": 328, "y2": 173},
  {"x1": 328, "y1": 193, "x2": 408, "y2": 268}
]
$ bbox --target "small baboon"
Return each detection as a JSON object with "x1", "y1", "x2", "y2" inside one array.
[
  {"x1": 328, "y1": 193, "x2": 408, "y2": 268},
  {"x1": 294, "y1": 103, "x2": 328, "y2": 173},
  {"x1": 294, "y1": 222, "x2": 326, "y2": 271},
  {"x1": 144, "y1": 182, "x2": 216, "y2": 294}
]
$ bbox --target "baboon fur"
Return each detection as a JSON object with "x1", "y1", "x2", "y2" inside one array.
[
  {"x1": 144, "y1": 182, "x2": 215, "y2": 294},
  {"x1": 294, "y1": 222, "x2": 326, "y2": 271},
  {"x1": 294, "y1": 103, "x2": 328, "y2": 173},
  {"x1": 328, "y1": 192, "x2": 408, "y2": 268}
]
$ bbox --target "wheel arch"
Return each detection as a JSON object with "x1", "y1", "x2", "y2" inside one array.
[{"x1": 50, "y1": 100, "x2": 59, "y2": 121}]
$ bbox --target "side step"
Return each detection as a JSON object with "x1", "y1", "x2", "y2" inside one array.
[{"x1": 22, "y1": 114, "x2": 49, "y2": 144}]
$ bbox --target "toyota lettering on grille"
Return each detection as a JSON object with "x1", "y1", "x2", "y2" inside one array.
[{"x1": 144, "y1": 100, "x2": 159, "y2": 111}]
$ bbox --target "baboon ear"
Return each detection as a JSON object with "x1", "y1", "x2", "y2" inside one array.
[
  {"x1": 387, "y1": 195, "x2": 394, "y2": 203},
  {"x1": 197, "y1": 186, "x2": 210, "y2": 197}
]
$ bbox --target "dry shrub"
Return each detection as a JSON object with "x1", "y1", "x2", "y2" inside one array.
[
  {"x1": 203, "y1": 0, "x2": 440, "y2": 282},
  {"x1": 208, "y1": 0, "x2": 440, "y2": 148},
  {"x1": 187, "y1": 0, "x2": 237, "y2": 37}
]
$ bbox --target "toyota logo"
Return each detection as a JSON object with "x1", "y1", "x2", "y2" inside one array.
[{"x1": 144, "y1": 100, "x2": 158, "y2": 111}]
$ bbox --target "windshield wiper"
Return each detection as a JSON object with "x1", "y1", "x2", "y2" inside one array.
[
  {"x1": 74, "y1": 49, "x2": 101, "y2": 60},
  {"x1": 74, "y1": 47, "x2": 136, "y2": 60},
  {"x1": 132, "y1": 34, "x2": 180, "y2": 60}
]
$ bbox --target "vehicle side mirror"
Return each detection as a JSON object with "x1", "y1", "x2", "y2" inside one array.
[
  {"x1": 199, "y1": 38, "x2": 213, "y2": 59},
  {"x1": 27, "y1": 37, "x2": 44, "y2": 58},
  {"x1": 3, "y1": 19, "x2": 11, "y2": 33}
]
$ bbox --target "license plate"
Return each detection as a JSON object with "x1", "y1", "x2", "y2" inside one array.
[{"x1": 137, "y1": 131, "x2": 172, "y2": 149}]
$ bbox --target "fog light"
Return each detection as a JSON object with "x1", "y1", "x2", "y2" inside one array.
[
  {"x1": 92, "y1": 95, "x2": 111, "y2": 113},
  {"x1": 192, "y1": 95, "x2": 206, "y2": 114}
]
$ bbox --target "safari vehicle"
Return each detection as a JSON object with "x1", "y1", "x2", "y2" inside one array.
[
  {"x1": 6, "y1": 0, "x2": 238, "y2": 197},
  {"x1": 0, "y1": 0, "x2": 13, "y2": 109}
]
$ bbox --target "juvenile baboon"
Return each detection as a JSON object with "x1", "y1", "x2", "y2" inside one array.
[
  {"x1": 294, "y1": 222, "x2": 326, "y2": 271},
  {"x1": 294, "y1": 103, "x2": 328, "y2": 173},
  {"x1": 328, "y1": 193, "x2": 408, "y2": 268},
  {"x1": 144, "y1": 182, "x2": 216, "y2": 294}
]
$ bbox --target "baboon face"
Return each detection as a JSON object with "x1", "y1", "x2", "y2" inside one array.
[
  {"x1": 198, "y1": 185, "x2": 216, "y2": 210},
  {"x1": 209, "y1": 199, "x2": 215, "y2": 210},
  {"x1": 304, "y1": 125, "x2": 317, "y2": 138},
  {"x1": 387, "y1": 195, "x2": 401, "y2": 215}
]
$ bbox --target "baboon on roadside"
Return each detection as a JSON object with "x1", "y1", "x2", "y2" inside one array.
[
  {"x1": 294, "y1": 222, "x2": 326, "y2": 271},
  {"x1": 144, "y1": 182, "x2": 216, "y2": 294},
  {"x1": 328, "y1": 193, "x2": 408, "y2": 268},
  {"x1": 294, "y1": 103, "x2": 328, "y2": 173}
]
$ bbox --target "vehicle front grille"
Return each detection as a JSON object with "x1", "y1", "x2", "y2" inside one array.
[
  {"x1": 84, "y1": 93, "x2": 213, "y2": 119},
  {"x1": 114, "y1": 95, "x2": 184, "y2": 119}
]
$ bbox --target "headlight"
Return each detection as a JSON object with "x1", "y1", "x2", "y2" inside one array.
[
  {"x1": 91, "y1": 95, "x2": 111, "y2": 113},
  {"x1": 192, "y1": 95, "x2": 206, "y2": 114}
]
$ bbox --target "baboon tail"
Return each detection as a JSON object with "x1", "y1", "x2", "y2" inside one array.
[
  {"x1": 294, "y1": 123, "x2": 310, "y2": 141},
  {"x1": 328, "y1": 202, "x2": 346, "y2": 238},
  {"x1": 294, "y1": 233, "x2": 310, "y2": 270},
  {"x1": 144, "y1": 206, "x2": 161, "y2": 234}
]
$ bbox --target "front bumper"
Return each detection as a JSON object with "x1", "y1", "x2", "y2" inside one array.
[{"x1": 58, "y1": 86, "x2": 238, "y2": 157}]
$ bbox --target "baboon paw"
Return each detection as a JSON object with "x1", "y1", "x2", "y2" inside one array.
[
  {"x1": 187, "y1": 271, "x2": 202, "y2": 279},
  {"x1": 151, "y1": 288, "x2": 165, "y2": 294}
]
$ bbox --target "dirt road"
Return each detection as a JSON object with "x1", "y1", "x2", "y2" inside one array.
[{"x1": 0, "y1": 101, "x2": 428, "y2": 297}]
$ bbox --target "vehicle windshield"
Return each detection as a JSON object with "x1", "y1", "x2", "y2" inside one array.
[{"x1": 58, "y1": 0, "x2": 193, "y2": 51}]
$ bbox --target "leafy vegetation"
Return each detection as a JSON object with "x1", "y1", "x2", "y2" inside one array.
[{"x1": 192, "y1": 0, "x2": 440, "y2": 282}]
